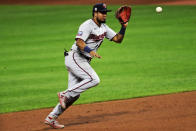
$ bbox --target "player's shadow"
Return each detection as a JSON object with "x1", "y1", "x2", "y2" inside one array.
[
  {"x1": 62, "y1": 111, "x2": 129, "y2": 127},
  {"x1": 34, "y1": 110, "x2": 149, "y2": 131},
  {"x1": 33, "y1": 111, "x2": 130, "y2": 131},
  {"x1": 34, "y1": 111, "x2": 129, "y2": 131}
]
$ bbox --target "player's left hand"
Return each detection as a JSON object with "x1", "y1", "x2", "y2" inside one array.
[
  {"x1": 122, "y1": 22, "x2": 128, "y2": 28},
  {"x1": 90, "y1": 51, "x2": 101, "y2": 59}
]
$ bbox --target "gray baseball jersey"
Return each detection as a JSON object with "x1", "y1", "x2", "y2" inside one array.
[{"x1": 71, "y1": 19, "x2": 116, "y2": 58}]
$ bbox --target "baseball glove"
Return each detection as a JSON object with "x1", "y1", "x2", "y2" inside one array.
[{"x1": 115, "y1": 5, "x2": 131, "y2": 24}]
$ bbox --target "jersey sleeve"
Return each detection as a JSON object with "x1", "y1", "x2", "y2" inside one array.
[
  {"x1": 75, "y1": 22, "x2": 91, "y2": 42},
  {"x1": 105, "y1": 24, "x2": 117, "y2": 40}
]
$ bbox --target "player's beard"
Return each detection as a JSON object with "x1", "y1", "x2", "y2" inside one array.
[{"x1": 97, "y1": 17, "x2": 106, "y2": 24}]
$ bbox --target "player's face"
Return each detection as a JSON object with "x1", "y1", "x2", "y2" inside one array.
[{"x1": 97, "y1": 11, "x2": 107, "y2": 23}]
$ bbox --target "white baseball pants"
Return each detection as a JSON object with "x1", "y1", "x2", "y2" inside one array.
[{"x1": 49, "y1": 50, "x2": 100, "y2": 117}]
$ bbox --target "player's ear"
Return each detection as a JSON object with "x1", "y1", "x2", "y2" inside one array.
[{"x1": 94, "y1": 12, "x2": 98, "y2": 18}]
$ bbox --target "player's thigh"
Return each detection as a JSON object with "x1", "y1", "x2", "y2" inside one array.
[{"x1": 65, "y1": 52, "x2": 96, "y2": 79}]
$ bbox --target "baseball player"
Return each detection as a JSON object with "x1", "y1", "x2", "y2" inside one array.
[{"x1": 44, "y1": 3, "x2": 129, "y2": 129}]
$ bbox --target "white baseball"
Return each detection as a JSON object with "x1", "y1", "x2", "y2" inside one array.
[{"x1": 156, "y1": 7, "x2": 162, "y2": 13}]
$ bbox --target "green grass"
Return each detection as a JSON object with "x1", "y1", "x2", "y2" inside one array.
[{"x1": 0, "y1": 5, "x2": 196, "y2": 113}]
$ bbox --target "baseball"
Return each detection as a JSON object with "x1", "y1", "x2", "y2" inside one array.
[{"x1": 156, "y1": 6, "x2": 162, "y2": 13}]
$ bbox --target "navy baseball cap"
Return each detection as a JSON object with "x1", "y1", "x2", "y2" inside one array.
[{"x1": 93, "y1": 3, "x2": 112, "y2": 13}]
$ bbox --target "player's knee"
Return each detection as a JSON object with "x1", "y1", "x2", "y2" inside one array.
[{"x1": 92, "y1": 75, "x2": 100, "y2": 86}]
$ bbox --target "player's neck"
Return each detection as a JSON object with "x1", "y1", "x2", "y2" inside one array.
[{"x1": 92, "y1": 18, "x2": 101, "y2": 27}]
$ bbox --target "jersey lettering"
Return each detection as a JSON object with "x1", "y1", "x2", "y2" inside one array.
[{"x1": 88, "y1": 32, "x2": 106, "y2": 41}]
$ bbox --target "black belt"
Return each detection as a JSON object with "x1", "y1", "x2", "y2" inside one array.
[
  {"x1": 79, "y1": 53, "x2": 92, "y2": 62},
  {"x1": 66, "y1": 49, "x2": 91, "y2": 62}
]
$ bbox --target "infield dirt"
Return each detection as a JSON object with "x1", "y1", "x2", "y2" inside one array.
[
  {"x1": 0, "y1": 0, "x2": 196, "y2": 131},
  {"x1": 1, "y1": 91, "x2": 196, "y2": 131}
]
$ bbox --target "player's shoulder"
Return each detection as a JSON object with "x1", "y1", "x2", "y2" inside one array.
[
  {"x1": 102, "y1": 23, "x2": 107, "y2": 27},
  {"x1": 80, "y1": 19, "x2": 94, "y2": 27},
  {"x1": 101, "y1": 23, "x2": 110, "y2": 29}
]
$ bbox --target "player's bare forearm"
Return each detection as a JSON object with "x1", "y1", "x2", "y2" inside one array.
[
  {"x1": 112, "y1": 22, "x2": 128, "y2": 43},
  {"x1": 76, "y1": 38, "x2": 86, "y2": 50},
  {"x1": 76, "y1": 38, "x2": 101, "y2": 58}
]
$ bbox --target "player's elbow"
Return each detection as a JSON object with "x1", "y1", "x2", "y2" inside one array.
[
  {"x1": 117, "y1": 40, "x2": 123, "y2": 43},
  {"x1": 115, "y1": 39, "x2": 123, "y2": 43},
  {"x1": 112, "y1": 35, "x2": 123, "y2": 43}
]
